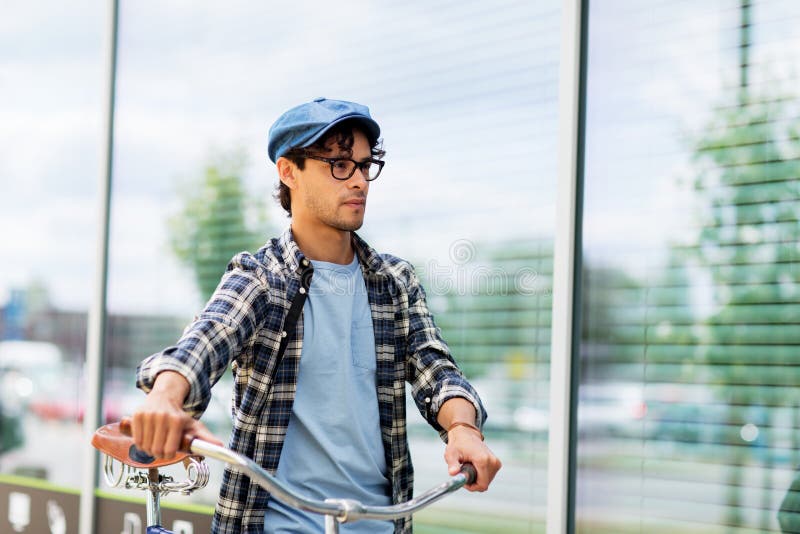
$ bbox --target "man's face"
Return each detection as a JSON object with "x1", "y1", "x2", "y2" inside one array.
[{"x1": 293, "y1": 129, "x2": 371, "y2": 232}]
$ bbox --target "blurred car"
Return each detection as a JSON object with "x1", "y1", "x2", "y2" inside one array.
[
  {"x1": 0, "y1": 341, "x2": 138, "y2": 425},
  {"x1": 576, "y1": 382, "x2": 648, "y2": 437},
  {"x1": 28, "y1": 366, "x2": 150, "y2": 424},
  {"x1": 514, "y1": 382, "x2": 649, "y2": 437},
  {"x1": 0, "y1": 340, "x2": 65, "y2": 410},
  {"x1": 0, "y1": 340, "x2": 68, "y2": 451}
]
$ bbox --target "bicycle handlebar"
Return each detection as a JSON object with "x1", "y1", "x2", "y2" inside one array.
[{"x1": 118, "y1": 418, "x2": 476, "y2": 523}]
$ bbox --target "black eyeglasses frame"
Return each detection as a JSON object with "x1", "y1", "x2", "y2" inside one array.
[{"x1": 302, "y1": 154, "x2": 385, "y2": 181}]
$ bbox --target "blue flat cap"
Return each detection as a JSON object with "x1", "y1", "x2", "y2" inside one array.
[{"x1": 267, "y1": 97, "x2": 381, "y2": 163}]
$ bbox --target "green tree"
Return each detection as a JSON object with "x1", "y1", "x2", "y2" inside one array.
[{"x1": 168, "y1": 149, "x2": 270, "y2": 303}]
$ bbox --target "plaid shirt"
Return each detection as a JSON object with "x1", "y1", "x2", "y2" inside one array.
[{"x1": 137, "y1": 228, "x2": 487, "y2": 534}]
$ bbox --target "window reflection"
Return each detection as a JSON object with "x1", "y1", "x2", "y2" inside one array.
[
  {"x1": 107, "y1": 0, "x2": 559, "y2": 529},
  {"x1": 578, "y1": 2, "x2": 800, "y2": 532}
]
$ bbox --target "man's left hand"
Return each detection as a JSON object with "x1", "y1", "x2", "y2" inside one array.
[{"x1": 444, "y1": 425, "x2": 502, "y2": 492}]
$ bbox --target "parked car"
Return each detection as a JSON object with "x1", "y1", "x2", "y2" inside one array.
[
  {"x1": 0, "y1": 341, "x2": 67, "y2": 451},
  {"x1": 0, "y1": 340, "x2": 65, "y2": 409}
]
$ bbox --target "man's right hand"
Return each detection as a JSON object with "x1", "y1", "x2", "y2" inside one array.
[{"x1": 130, "y1": 370, "x2": 223, "y2": 459}]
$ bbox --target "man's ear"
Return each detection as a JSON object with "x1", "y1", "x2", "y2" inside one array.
[{"x1": 276, "y1": 157, "x2": 298, "y2": 190}]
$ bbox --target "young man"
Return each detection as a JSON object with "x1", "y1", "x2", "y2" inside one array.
[{"x1": 132, "y1": 98, "x2": 502, "y2": 533}]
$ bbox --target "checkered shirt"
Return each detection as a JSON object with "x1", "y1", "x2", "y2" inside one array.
[{"x1": 137, "y1": 228, "x2": 487, "y2": 534}]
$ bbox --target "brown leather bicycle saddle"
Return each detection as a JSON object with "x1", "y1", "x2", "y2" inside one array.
[{"x1": 92, "y1": 422, "x2": 193, "y2": 469}]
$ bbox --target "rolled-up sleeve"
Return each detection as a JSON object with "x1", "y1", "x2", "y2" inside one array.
[
  {"x1": 136, "y1": 252, "x2": 271, "y2": 417},
  {"x1": 402, "y1": 264, "x2": 487, "y2": 442}
]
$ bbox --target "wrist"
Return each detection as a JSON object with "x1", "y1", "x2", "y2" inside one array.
[
  {"x1": 151, "y1": 370, "x2": 191, "y2": 403},
  {"x1": 447, "y1": 421, "x2": 484, "y2": 441}
]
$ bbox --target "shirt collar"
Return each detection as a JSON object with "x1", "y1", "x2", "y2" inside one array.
[
  {"x1": 277, "y1": 226, "x2": 387, "y2": 277},
  {"x1": 277, "y1": 226, "x2": 308, "y2": 274},
  {"x1": 352, "y1": 231, "x2": 387, "y2": 276}
]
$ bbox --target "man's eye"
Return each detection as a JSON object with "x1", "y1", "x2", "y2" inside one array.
[{"x1": 333, "y1": 160, "x2": 350, "y2": 170}]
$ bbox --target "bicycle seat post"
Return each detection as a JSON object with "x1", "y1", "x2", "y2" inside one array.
[
  {"x1": 146, "y1": 468, "x2": 162, "y2": 528},
  {"x1": 324, "y1": 513, "x2": 340, "y2": 534}
]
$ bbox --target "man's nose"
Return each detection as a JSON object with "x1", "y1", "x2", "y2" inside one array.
[{"x1": 347, "y1": 168, "x2": 369, "y2": 187}]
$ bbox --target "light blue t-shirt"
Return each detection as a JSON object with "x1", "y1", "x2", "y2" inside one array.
[{"x1": 263, "y1": 256, "x2": 393, "y2": 533}]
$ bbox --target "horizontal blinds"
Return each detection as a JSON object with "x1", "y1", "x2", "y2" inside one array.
[
  {"x1": 423, "y1": 240, "x2": 554, "y2": 374},
  {"x1": 577, "y1": 1, "x2": 800, "y2": 533}
]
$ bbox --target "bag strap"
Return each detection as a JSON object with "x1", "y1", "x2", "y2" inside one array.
[{"x1": 276, "y1": 260, "x2": 313, "y2": 359}]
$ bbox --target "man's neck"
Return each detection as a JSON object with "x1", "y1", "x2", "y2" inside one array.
[{"x1": 291, "y1": 222, "x2": 355, "y2": 265}]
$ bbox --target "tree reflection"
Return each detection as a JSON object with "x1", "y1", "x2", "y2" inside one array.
[
  {"x1": 168, "y1": 149, "x2": 270, "y2": 303},
  {"x1": 689, "y1": 6, "x2": 800, "y2": 523}
]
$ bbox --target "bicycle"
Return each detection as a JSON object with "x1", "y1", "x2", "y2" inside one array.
[{"x1": 92, "y1": 418, "x2": 477, "y2": 533}]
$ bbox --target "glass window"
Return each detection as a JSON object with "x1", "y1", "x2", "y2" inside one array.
[
  {"x1": 577, "y1": 2, "x2": 800, "y2": 533},
  {"x1": 0, "y1": 2, "x2": 103, "y2": 491},
  {"x1": 105, "y1": 1, "x2": 560, "y2": 530}
]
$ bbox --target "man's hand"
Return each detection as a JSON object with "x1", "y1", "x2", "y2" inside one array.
[
  {"x1": 131, "y1": 371, "x2": 222, "y2": 458},
  {"x1": 438, "y1": 397, "x2": 502, "y2": 492},
  {"x1": 444, "y1": 425, "x2": 502, "y2": 492}
]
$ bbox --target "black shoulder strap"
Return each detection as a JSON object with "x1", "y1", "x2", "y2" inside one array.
[{"x1": 276, "y1": 260, "x2": 313, "y2": 359}]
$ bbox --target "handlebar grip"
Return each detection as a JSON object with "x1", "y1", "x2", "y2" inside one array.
[
  {"x1": 119, "y1": 416, "x2": 195, "y2": 454},
  {"x1": 459, "y1": 462, "x2": 477, "y2": 485}
]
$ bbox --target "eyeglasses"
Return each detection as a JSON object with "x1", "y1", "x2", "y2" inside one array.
[{"x1": 303, "y1": 155, "x2": 385, "y2": 181}]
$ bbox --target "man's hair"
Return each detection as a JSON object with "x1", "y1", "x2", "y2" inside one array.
[{"x1": 273, "y1": 123, "x2": 386, "y2": 216}]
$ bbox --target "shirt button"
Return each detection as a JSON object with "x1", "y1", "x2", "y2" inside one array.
[
  {"x1": 302, "y1": 259, "x2": 309, "y2": 266},
  {"x1": 299, "y1": 287, "x2": 307, "y2": 295},
  {"x1": 424, "y1": 397, "x2": 431, "y2": 403},
  {"x1": 281, "y1": 331, "x2": 287, "y2": 338}
]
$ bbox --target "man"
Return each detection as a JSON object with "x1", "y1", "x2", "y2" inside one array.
[{"x1": 132, "y1": 98, "x2": 502, "y2": 533}]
